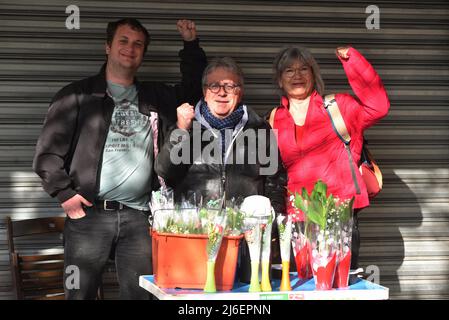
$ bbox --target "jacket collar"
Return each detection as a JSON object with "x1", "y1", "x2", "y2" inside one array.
[
  {"x1": 192, "y1": 99, "x2": 268, "y2": 136},
  {"x1": 194, "y1": 99, "x2": 249, "y2": 132},
  {"x1": 279, "y1": 90, "x2": 321, "y2": 109}
]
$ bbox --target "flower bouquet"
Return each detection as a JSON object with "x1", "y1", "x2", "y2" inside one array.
[
  {"x1": 224, "y1": 198, "x2": 246, "y2": 237},
  {"x1": 288, "y1": 192, "x2": 312, "y2": 281},
  {"x1": 203, "y1": 211, "x2": 228, "y2": 293},
  {"x1": 260, "y1": 208, "x2": 275, "y2": 292},
  {"x1": 150, "y1": 187, "x2": 175, "y2": 232},
  {"x1": 277, "y1": 214, "x2": 292, "y2": 291},
  {"x1": 291, "y1": 218, "x2": 312, "y2": 281},
  {"x1": 242, "y1": 216, "x2": 262, "y2": 292},
  {"x1": 240, "y1": 195, "x2": 272, "y2": 293},
  {"x1": 332, "y1": 198, "x2": 354, "y2": 289},
  {"x1": 292, "y1": 180, "x2": 354, "y2": 290}
]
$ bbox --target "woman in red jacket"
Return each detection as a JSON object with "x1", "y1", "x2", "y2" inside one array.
[{"x1": 268, "y1": 46, "x2": 390, "y2": 270}]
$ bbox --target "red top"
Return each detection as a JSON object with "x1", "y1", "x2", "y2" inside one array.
[
  {"x1": 295, "y1": 125, "x2": 304, "y2": 145},
  {"x1": 272, "y1": 47, "x2": 390, "y2": 218}
]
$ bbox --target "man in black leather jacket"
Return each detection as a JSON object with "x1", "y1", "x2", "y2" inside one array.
[
  {"x1": 155, "y1": 57, "x2": 287, "y2": 282},
  {"x1": 155, "y1": 57, "x2": 286, "y2": 213},
  {"x1": 33, "y1": 18, "x2": 206, "y2": 299}
]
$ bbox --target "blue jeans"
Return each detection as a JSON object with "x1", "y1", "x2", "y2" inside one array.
[{"x1": 63, "y1": 206, "x2": 152, "y2": 299}]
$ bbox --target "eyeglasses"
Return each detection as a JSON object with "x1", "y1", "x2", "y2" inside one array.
[
  {"x1": 206, "y1": 83, "x2": 241, "y2": 94},
  {"x1": 283, "y1": 66, "x2": 311, "y2": 78}
]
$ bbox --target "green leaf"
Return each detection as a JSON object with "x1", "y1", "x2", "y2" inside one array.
[
  {"x1": 294, "y1": 192, "x2": 308, "y2": 213},
  {"x1": 301, "y1": 187, "x2": 309, "y2": 201},
  {"x1": 278, "y1": 219, "x2": 286, "y2": 236},
  {"x1": 308, "y1": 201, "x2": 326, "y2": 229},
  {"x1": 314, "y1": 180, "x2": 327, "y2": 198},
  {"x1": 306, "y1": 210, "x2": 324, "y2": 229}
]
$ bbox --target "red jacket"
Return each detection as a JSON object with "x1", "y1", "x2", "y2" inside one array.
[{"x1": 272, "y1": 47, "x2": 390, "y2": 216}]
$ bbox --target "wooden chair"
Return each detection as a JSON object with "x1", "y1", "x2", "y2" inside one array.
[{"x1": 6, "y1": 216, "x2": 66, "y2": 300}]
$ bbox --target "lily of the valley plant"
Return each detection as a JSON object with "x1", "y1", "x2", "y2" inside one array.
[{"x1": 292, "y1": 180, "x2": 354, "y2": 236}]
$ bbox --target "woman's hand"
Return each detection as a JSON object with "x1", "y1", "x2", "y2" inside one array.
[{"x1": 336, "y1": 46, "x2": 350, "y2": 60}]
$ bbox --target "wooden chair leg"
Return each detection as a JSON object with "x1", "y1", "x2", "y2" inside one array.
[{"x1": 97, "y1": 281, "x2": 105, "y2": 300}]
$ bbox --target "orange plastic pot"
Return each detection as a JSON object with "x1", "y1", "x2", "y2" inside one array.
[{"x1": 152, "y1": 231, "x2": 243, "y2": 290}]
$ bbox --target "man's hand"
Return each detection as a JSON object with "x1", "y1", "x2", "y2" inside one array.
[
  {"x1": 177, "y1": 19, "x2": 197, "y2": 42},
  {"x1": 61, "y1": 194, "x2": 92, "y2": 219},
  {"x1": 336, "y1": 46, "x2": 350, "y2": 60},
  {"x1": 176, "y1": 103, "x2": 195, "y2": 130}
]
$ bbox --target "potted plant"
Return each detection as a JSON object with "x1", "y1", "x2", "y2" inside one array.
[
  {"x1": 292, "y1": 180, "x2": 354, "y2": 290},
  {"x1": 150, "y1": 192, "x2": 244, "y2": 291},
  {"x1": 289, "y1": 202, "x2": 312, "y2": 281},
  {"x1": 332, "y1": 198, "x2": 354, "y2": 289}
]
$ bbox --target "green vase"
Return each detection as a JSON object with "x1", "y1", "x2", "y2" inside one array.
[
  {"x1": 248, "y1": 261, "x2": 261, "y2": 292},
  {"x1": 203, "y1": 260, "x2": 217, "y2": 293}
]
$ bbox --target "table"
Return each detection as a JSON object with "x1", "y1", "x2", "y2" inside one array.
[{"x1": 139, "y1": 273, "x2": 389, "y2": 300}]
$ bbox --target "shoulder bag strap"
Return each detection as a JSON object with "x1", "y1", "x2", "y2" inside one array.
[
  {"x1": 324, "y1": 94, "x2": 361, "y2": 194},
  {"x1": 323, "y1": 94, "x2": 351, "y2": 144}
]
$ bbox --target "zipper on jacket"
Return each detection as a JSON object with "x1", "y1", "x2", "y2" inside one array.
[
  {"x1": 224, "y1": 125, "x2": 244, "y2": 164},
  {"x1": 221, "y1": 166, "x2": 226, "y2": 198},
  {"x1": 221, "y1": 123, "x2": 246, "y2": 198}
]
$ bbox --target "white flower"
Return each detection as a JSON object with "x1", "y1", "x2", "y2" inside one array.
[{"x1": 321, "y1": 250, "x2": 329, "y2": 259}]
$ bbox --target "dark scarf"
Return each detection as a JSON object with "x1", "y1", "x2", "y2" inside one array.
[{"x1": 200, "y1": 99, "x2": 244, "y2": 158}]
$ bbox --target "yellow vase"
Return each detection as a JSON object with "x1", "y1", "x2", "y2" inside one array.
[
  {"x1": 280, "y1": 260, "x2": 292, "y2": 291},
  {"x1": 261, "y1": 261, "x2": 272, "y2": 291}
]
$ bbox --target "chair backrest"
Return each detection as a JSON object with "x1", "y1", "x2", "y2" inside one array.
[{"x1": 6, "y1": 216, "x2": 66, "y2": 300}]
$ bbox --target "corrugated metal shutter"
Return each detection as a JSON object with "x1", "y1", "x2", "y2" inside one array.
[{"x1": 0, "y1": 0, "x2": 448, "y2": 299}]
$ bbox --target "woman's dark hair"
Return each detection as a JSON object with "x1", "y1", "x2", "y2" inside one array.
[{"x1": 106, "y1": 18, "x2": 150, "y2": 54}]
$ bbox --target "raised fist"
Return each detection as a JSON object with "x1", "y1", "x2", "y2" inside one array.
[
  {"x1": 177, "y1": 103, "x2": 195, "y2": 130},
  {"x1": 177, "y1": 19, "x2": 197, "y2": 42},
  {"x1": 336, "y1": 46, "x2": 350, "y2": 60}
]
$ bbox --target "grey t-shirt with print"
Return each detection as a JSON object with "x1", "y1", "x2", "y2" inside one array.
[{"x1": 97, "y1": 81, "x2": 153, "y2": 210}]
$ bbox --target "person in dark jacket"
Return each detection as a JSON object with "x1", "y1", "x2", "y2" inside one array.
[
  {"x1": 154, "y1": 57, "x2": 287, "y2": 282},
  {"x1": 32, "y1": 18, "x2": 207, "y2": 299}
]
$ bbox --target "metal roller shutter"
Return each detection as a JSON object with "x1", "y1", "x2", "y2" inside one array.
[{"x1": 0, "y1": 0, "x2": 448, "y2": 299}]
